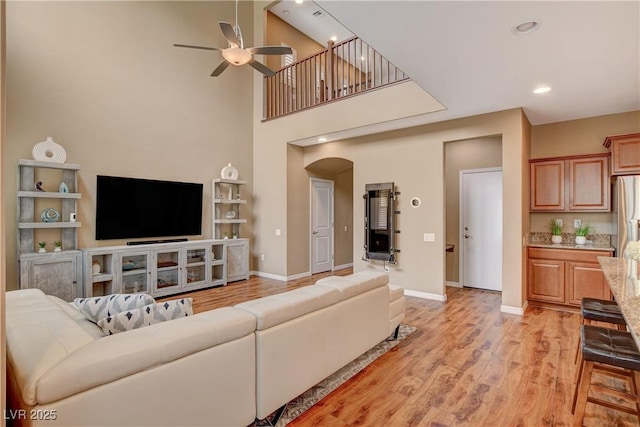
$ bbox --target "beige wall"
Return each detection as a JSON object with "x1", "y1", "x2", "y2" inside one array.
[
  {"x1": 297, "y1": 110, "x2": 527, "y2": 310},
  {"x1": 444, "y1": 136, "x2": 502, "y2": 283},
  {"x1": 333, "y1": 167, "x2": 353, "y2": 267},
  {"x1": 529, "y1": 111, "x2": 640, "y2": 235},
  {"x1": 5, "y1": 1, "x2": 255, "y2": 289}
]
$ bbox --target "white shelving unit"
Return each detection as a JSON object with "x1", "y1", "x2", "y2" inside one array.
[
  {"x1": 17, "y1": 159, "x2": 83, "y2": 301},
  {"x1": 212, "y1": 178, "x2": 250, "y2": 282}
]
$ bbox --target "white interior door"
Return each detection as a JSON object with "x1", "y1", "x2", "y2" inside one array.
[
  {"x1": 460, "y1": 168, "x2": 503, "y2": 291},
  {"x1": 311, "y1": 178, "x2": 334, "y2": 274}
]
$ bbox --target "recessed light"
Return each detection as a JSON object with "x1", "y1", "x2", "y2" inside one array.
[
  {"x1": 512, "y1": 21, "x2": 540, "y2": 35},
  {"x1": 295, "y1": 0, "x2": 303, "y2": 4},
  {"x1": 533, "y1": 86, "x2": 551, "y2": 94},
  {"x1": 330, "y1": 36, "x2": 338, "y2": 42},
  {"x1": 318, "y1": 137, "x2": 328, "y2": 142}
]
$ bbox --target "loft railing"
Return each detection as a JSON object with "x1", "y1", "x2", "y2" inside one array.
[{"x1": 264, "y1": 36, "x2": 409, "y2": 120}]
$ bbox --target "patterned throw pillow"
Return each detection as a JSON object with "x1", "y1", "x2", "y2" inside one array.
[
  {"x1": 96, "y1": 298, "x2": 193, "y2": 335},
  {"x1": 97, "y1": 303, "x2": 157, "y2": 335},
  {"x1": 74, "y1": 293, "x2": 155, "y2": 324},
  {"x1": 155, "y1": 298, "x2": 193, "y2": 321}
]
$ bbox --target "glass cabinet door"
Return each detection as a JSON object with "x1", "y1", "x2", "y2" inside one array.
[
  {"x1": 119, "y1": 251, "x2": 151, "y2": 294},
  {"x1": 184, "y1": 246, "x2": 207, "y2": 288},
  {"x1": 155, "y1": 248, "x2": 181, "y2": 296}
]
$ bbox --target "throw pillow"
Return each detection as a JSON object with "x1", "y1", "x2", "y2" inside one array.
[
  {"x1": 154, "y1": 298, "x2": 194, "y2": 321},
  {"x1": 97, "y1": 303, "x2": 157, "y2": 335},
  {"x1": 96, "y1": 298, "x2": 193, "y2": 335},
  {"x1": 74, "y1": 293, "x2": 155, "y2": 324}
]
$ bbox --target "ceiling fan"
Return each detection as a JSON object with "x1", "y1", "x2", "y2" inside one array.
[{"x1": 173, "y1": 1, "x2": 292, "y2": 77}]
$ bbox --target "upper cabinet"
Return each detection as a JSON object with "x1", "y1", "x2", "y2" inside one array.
[
  {"x1": 530, "y1": 153, "x2": 610, "y2": 212},
  {"x1": 603, "y1": 133, "x2": 640, "y2": 176}
]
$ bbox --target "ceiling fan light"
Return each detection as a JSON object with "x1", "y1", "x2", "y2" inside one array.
[{"x1": 222, "y1": 47, "x2": 252, "y2": 65}]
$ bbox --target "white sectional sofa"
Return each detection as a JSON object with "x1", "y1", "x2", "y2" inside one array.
[{"x1": 6, "y1": 271, "x2": 405, "y2": 427}]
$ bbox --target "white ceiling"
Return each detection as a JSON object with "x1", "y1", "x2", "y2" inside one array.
[{"x1": 275, "y1": 0, "x2": 640, "y2": 127}]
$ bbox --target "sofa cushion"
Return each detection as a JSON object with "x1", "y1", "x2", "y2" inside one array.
[
  {"x1": 97, "y1": 298, "x2": 193, "y2": 335},
  {"x1": 235, "y1": 286, "x2": 341, "y2": 330},
  {"x1": 316, "y1": 271, "x2": 388, "y2": 300},
  {"x1": 47, "y1": 295, "x2": 106, "y2": 339},
  {"x1": 74, "y1": 293, "x2": 155, "y2": 323},
  {"x1": 6, "y1": 289, "x2": 98, "y2": 405}
]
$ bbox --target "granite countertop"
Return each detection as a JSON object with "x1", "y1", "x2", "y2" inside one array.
[
  {"x1": 599, "y1": 257, "x2": 640, "y2": 348},
  {"x1": 526, "y1": 232, "x2": 615, "y2": 252}
]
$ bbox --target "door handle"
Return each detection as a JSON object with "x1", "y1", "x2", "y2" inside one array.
[
  {"x1": 464, "y1": 234, "x2": 470, "y2": 239},
  {"x1": 312, "y1": 231, "x2": 318, "y2": 235},
  {"x1": 464, "y1": 226, "x2": 469, "y2": 231}
]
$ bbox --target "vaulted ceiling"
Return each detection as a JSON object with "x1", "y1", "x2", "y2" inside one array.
[{"x1": 289, "y1": 1, "x2": 640, "y2": 126}]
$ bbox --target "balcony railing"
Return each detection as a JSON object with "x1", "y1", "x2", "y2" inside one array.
[{"x1": 264, "y1": 36, "x2": 409, "y2": 120}]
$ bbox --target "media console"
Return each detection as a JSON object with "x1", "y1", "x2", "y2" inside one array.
[{"x1": 82, "y1": 238, "x2": 249, "y2": 298}]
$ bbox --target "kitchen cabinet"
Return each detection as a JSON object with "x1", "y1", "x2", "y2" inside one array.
[
  {"x1": 527, "y1": 247, "x2": 612, "y2": 309},
  {"x1": 603, "y1": 133, "x2": 640, "y2": 176},
  {"x1": 530, "y1": 153, "x2": 610, "y2": 212}
]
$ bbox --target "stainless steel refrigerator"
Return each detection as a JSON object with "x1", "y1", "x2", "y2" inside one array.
[{"x1": 612, "y1": 175, "x2": 640, "y2": 256}]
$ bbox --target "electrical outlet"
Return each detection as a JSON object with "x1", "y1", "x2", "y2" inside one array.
[
  {"x1": 260, "y1": 254, "x2": 265, "y2": 261},
  {"x1": 555, "y1": 219, "x2": 563, "y2": 227},
  {"x1": 275, "y1": 229, "x2": 281, "y2": 236},
  {"x1": 573, "y1": 219, "x2": 582, "y2": 228}
]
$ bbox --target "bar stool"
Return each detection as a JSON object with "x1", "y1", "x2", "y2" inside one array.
[
  {"x1": 572, "y1": 324, "x2": 640, "y2": 426},
  {"x1": 574, "y1": 297, "x2": 627, "y2": 364}
]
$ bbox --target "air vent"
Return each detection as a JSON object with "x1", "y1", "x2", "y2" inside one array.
[{"x1": 312, "y1": 10, "x2": 322, "y2": 17}]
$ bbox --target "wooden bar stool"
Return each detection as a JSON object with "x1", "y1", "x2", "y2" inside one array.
[
  {"x1": 574, "y1": 297, "x2": 627, "y2": 364},
  {"x1": 572, "y1": 324, "x2": 640, "y2": 427}
]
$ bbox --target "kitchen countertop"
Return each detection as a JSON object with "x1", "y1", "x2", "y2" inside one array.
[
  {"x1": 526, "y1": 232, "x2": 614, "y2": 252},
  {"x1": 527, "y1": 242, "x2": 615, "y2": 251},
  {"x1": 599, "y1": 256, "x2": 640, "y2": 348}
]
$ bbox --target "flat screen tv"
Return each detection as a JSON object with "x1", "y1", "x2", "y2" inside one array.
[{"x1": 96, "y1": 175, "x2": 203, "y2": 240}]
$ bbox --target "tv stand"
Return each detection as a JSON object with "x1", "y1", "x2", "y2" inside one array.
[
  {"x1": 82, "y1": 239, "x2": 249, "y2": 298},
  {"x1": 127, "y1": 238, "x2": 188, "y2": 246}
]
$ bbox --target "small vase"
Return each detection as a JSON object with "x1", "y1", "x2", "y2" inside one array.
[
  {"x1": 38, "y1": 248, "x2": 46, "y2": 253},
  {"x1": 551, "y1": 235, "x2": 562, "y2": 244},
  {"x1": 575, "y1": 236, "x2": 587, "y2": 245},
  {"x1": 54, "y1": 247, "x2": 61, "y2": 252},
  {"x1": 92, "y1": 261, "x2": 101, "y2": 275}
]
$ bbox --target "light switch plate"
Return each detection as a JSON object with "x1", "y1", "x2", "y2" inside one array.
[
  {"x1": 573, "y1": 219, "x2": 582, "y2": 228},
  {"x1": 424, "y1": 233, "x2": 436, "y2": 242}
]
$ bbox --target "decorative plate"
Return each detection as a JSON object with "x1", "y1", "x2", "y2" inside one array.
[
  {"x1": 225, "y1": 209, "x2": 236, "y2": 219},
  {"x1": 40, "y1": 208, "x2": 61, "y2": 223},
  {"x1": 220, "y1": 163, "x2": 238, "y2": 180}
]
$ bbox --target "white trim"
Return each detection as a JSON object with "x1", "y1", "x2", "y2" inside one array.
[
  {"x1": 404, "y1": 289, "x2": 447, "y2": 302},
  {"x1": 333, "y1": 263, "x2": 353, "y2": 271},
  {"x1": 445, "y1": 281, "x2": 461, "y2": 288},
  {"x1": 500, "y1": 300, "x2": 527, "y2": 316},
  {"x1": 251, "y1": 270, "x2": 312, "y2": 282}
]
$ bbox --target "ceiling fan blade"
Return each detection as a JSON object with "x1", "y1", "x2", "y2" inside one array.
[
  {"x1": 211, "y1": 61, "x2": 230, "y2": 77},
  {"x1": 219, "y1": 21, "x2": 240, "y2": 47},
  {"x1": 173, "y1": 43, "x2": 220, "y2": 51},
  {"x1": 246, "y1": 46, "x2": 293, "y2": 56},
  {"x1": 248, "y1": 59, "x2": 275, "y2": 77}
]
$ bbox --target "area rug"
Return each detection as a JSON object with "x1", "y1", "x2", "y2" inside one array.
[{"x1": 251, "y1": 324, "x2": 417, "y2": 427}]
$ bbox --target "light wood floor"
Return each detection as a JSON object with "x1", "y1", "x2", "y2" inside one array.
[{"x1": 160, "y1": 271, "x2": 639, "y2": 427}]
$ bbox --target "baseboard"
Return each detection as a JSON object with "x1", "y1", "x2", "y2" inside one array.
[
  {"x1": 251, "y1": 271, "x2": 311, "y2": 281},
  {"x1": 404, "y1": 289, "x2": 447, "y2": 302},
  {"x1": 500, "y1": 300, "x2": 528, "y2": 316},
  {"x1": 445, "y1": 281, "x2": 461, "y2": 288},
  {"x1": 333, "y1": 263, "x2": 353, "y2": 271}
]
